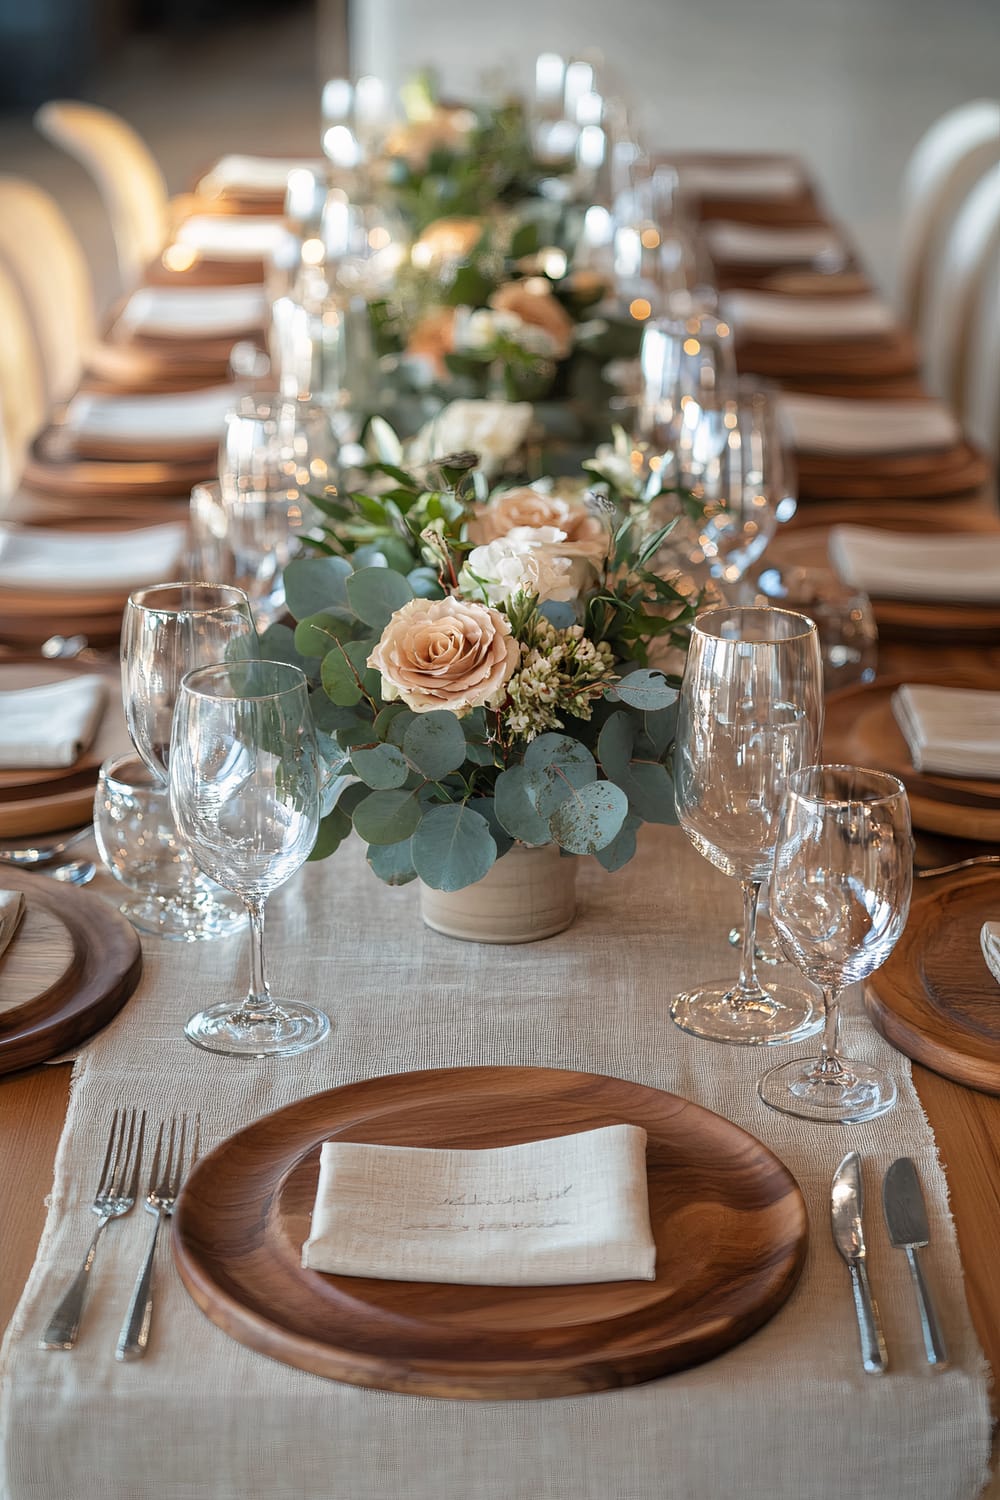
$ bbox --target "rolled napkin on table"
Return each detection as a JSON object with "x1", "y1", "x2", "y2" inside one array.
[
  {"x1": 829, "y1": 525, "x2": 1000, "y2": 602},
  {"x1": 892, "y1": 684, "x2": 1000, "y2": 778},
  {"x1": 0, "y1": 523, "x2": 187, "y2": 592},
  {"x1": 705, "y1": 222, "x2": 845, "y2": 266},
  {"x1": 0, "y1": 890, "x2": 25, "y2": 961},
  {"x1": 720, "y1": 291, "x2": 896, "y2": 340},
  {"x1": 778, "y1": 393, "x2": 962, "y2": 455},
  {"x1": 0, "y1": 675, "x2": 106, "y2": 768},
  {"x1": 302, "y1": 1123, "x2": 657, "y2": 1286},
  {"x1": 64, "y1": 384, "x2": 239, "y2": 449},
  {"x1": 980, "y1": 922, "x2": 1000, "y2": 985},
  {"x1": 117, "y1": 285, "x2": 268, "y2": 339}
]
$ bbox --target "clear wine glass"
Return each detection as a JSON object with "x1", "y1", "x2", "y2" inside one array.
[
  {"x1": 219, "y1": 391, "x2": 337, "y2": 503},
  {"x1": 121, "y1": 582, "x2": 259, "y2": 940},
  {"x1": 169, "y1": 659, "x2": 329, "y2": 1057},
  {"x1": 672, "y1": 605, "x2": 826, "y2": 1045},
  {"x1": 759, "y1": 765, "x2": 913, "y2": 1123},
  {"x1": 636, "y1": 312, "x2": 738, "y2": 464}
]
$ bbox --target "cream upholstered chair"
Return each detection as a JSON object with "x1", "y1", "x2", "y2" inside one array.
[
  {"x1": 921, "y1": 161, "x2": 1000, "y2": 416},
  {"x1": 962, "y1": 240, "x2": 1000, "y2": 460},
  {"x1": 0, "y1": 259, "x2": 48, "y2": 507},
  {"x1": 0, "y1": 177, "x2": 97, "y2": 404},
  {"x1": 34, "y1": 100, "x2": 170, "y2": 290},
  {"x1": 897, "y1": 99, "x2": 1000, "y2": 328}
]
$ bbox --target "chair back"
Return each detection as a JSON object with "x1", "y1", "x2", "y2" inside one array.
[
  {"x1": 0, "y1": 176, "x2": 96, "y2": 403},
  {"x1": 962, "y1": 240, "x2": 1000, "y2": 460},
  {"x1": 0, "y1": 259, "x2": 47, "y2": 507},
  {"x1": 34, "y1": 99, "x2": 169, "y2": 290},
  {"x1": 921, "y1": 162, "x2": 1000, "y2": 414},
  {"x1": 898, "y1": 99, "x2": 1000, "y2": 327}
]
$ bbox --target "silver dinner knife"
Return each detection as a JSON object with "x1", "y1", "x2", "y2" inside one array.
[
  {"x1": 832, "y1": 1151, "x2": 887, "y2": 1374},
  {"x1": 883, "y1": 1157, "x2": 948, "y2": 1367}
]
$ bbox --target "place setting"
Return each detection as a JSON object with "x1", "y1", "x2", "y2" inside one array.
[{"x1": 719, "y1": 287, "x2": 921, "y2": 385}]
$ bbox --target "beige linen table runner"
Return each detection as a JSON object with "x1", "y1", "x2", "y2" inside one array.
[{"x1": 0, "y1": 828, "x2": 991, "y2": 1500}]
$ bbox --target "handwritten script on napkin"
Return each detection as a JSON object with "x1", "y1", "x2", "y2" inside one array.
[{"x1": 302, "y1": 1123, "x2": 656, "y2": 1286}]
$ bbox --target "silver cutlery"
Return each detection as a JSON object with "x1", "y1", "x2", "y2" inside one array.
[
  {"x1": 39, "y1": 1108, "x2": 146, "y2": 1350},
  {"x1": 116, "y1": 1113, "x2": 200, "y2": 1362},
  {"x1": 40, "y1": 633, "x2": 107, "y2": 664},
  {"x1": 831, "y1": 1151, "x2": 887, "y2": 1374},
  {"x1": 44, "y1": 860, "x2": 97, "y2": 886},
  {"x1": 916, "y1": 854, "x2": 1000, "y2": 879},
  {"x1": 0, "y1": 826, "x2": 94, "y2": 866},
  {"x1": 883, "y1": 1157, "x2": 948, "y2": 1367}
]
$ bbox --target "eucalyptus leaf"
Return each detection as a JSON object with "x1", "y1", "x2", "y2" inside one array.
[
  {"x1": 538, "y1": 599, "x2": 577, "y2": 629},
  {"x1": 595, "y1": 812, "x2": 641, "y2": 871},
  {"x1": 411, "y1": 803, "x2": 496, "y2": 892},
  {"x1": 320, "y1": 643, "x2": 364, "y2": 706},
  {"x1": 352, "y1": 787, "x2": 423, "y2": 845},
  {"x1": 284, "y1": 555, "x2": 353, "y2": 620},
  {"x1": 351, "y1": 742, "x2": 410, "y2": 790},
  {"x1": 385, "y1": 708, "x2": 419, "y2": 748},
  {"x1": 373, "y1": 703, "x2": 410, "y2": 741},
  {"x1": 346, "y1": 567, "x2": 414, "y2": 632},
  {"x1": 596, "y1": 710, "x2": 635, "y2": 784},
  {"x1": 294, "y1": 611, "x2": 356, "y2": 659},
  {"x1": 367, "y1": 837, "x2": 418, "y2": 885},
  {"x1": 407, "y1": 566, "x2": 442, "y2": 599},
  {"x1": 309, "y1": 688, "x2": 366, "y2": 733},
  {"x1": 617, "y1": 760, "x2": 679, "y2": 824},
  {"x1": 523, "y1": 734, "x2": 597, "y2": 817},
  {"x1": 466, "y1": 797, "x2": 514, "y2": 859},
  {"x1": 403, "y1": 711, "x2": 468, "y2": 780},
  {"x1": 309, "y1": 805, "x2": 352, "y2": 861},
  {"x1": 257, "y1": 622, "x2": 308, "y2": 672},
  {"x1": 493, "y1": 765, "x2": 550, "y2": 845},
  {"x1": 606, "y1": 669, "x2": 678, "y2": 711},
  {"x1": 547, "y1": 780, "x2": 628, "y2": 854}
]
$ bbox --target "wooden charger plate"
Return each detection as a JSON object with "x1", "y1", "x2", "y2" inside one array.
[
  {"x1": 22, "y1": 429, "x2": 211, "y2": 500},
  {"x1": 823, "y1": 677, "x2": 1000, "y2": 840},
  {"x1": 173, "y1": 1065, "x2": 808, "y2": 1400},
  {"x1": 0, "y1": 660, "x2": 129, "y2": 837},
  {"x1": 0, "y1": 865, "x2": 142, "y2": 1073},
  {"x1": 865, "y1": 871, "x2": 1000, "y2": 1094},
  {"x1": 796, "y1": 442, "x2": 989, "y2": 502}
]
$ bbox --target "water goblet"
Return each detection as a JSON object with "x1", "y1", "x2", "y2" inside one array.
[
  {"x1": 121, "y1": 582, "x2": 259, "y2": 939},
  {"x1": 758, "y1": 765, "x2": 913, "y2": 1122},
  {"x1": 671, "y1": 605, "x2": 825, "y2": 1045},
  {"x1": 220, "y1": 391, "x2": 337, "y2": 503},
  {"x1": 636, "y1": 312, "x2": 738, "y2": 464},
  {"x1": 169, "y1": 659, "x2": 329, "y2": 1057}
]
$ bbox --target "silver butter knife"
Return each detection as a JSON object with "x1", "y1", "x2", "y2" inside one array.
[
  {"x1": 883, "y1": 1157, "x2": 948, "y2": 1367},
  {"x1": 832, "y1": 1151, "x2": 887, "y2": 1374}
]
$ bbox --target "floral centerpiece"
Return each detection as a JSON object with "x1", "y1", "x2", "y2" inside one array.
[{"x1": 274, "y1": 434, "x2": 699, "y2": 899}]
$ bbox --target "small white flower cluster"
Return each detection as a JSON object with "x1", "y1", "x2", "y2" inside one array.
[
  {"x1": 454, "y1": 306, "x2": 562, "y2": 361},
  {"x1": 459, "y1": 526, "x2": 577, "y2": 607},
  {"x1": 504, "y1": 618, "x2": 616, "y2": 741}
]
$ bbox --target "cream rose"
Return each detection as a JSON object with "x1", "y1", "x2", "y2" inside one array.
[
  {"x1": 406, "y1": 399, "x2": 534, "y2": 478},
  {"x1": 470, "y1": 485, "x2": 608, "y2": 547},
  {"x1": 367, "y1": 596, "x2": 518, "y2": 715}
]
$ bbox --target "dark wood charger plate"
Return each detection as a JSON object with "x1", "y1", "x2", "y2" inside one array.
[
  {"x1": 22, "y1": 427, "x2": 211, "y2": 499},
  {"x1": 865, "y1": 871, "x2": 1000, "y2": 1094},
  {"x1": 173, "y1": 1065, "x2": 808, "y2": 1400},
  {"x1": 823, "y1": 677, "x2": 1000, "y2": 841},
  {"x1": 735, "y1": 328, "x2": 919, "y2": 384},
  {"x1": 656, "y1": 151, "x2": 823, "y2": 226},
  {"x1": 0, "y1": 865, "x2": 142, "y2": 1074},
  {"x1": 796, "y1": 442, "x2": 989, "y2": 502}
]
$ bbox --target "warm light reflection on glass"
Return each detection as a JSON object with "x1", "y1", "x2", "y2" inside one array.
[
  {"x1": 629, "y1": 297, "x2": 652, "y2": 321},
  {"x1": 368, "y1": 226, "x2": 391, "y2": 250},
  {"x1": 640, "y1": 227, "x2": 661, "y2": 250},
  {"x1": 683, "y1": 337, "x2": 700, "y2": 355},
  {"x1": 162, "y1": 244, "x2": 198, "y2": 272},
  {"x1": 301, "y1": 237, "x2": 325, "y2": 266}
]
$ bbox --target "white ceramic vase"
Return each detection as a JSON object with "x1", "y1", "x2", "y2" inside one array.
[{"x1": 419, "y1": 842, "x2": 577, "y2": 944}]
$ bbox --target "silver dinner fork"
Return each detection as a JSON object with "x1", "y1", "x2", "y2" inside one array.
[
  {"x1": 116, "y1": 1113, "x2": 200, "y2": 1362},
  {"x1": 39, "y1": 1107, "x2": 146, "y2": 1350}
]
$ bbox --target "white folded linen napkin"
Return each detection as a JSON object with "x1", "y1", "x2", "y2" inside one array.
[
  {"x1": 892, "y1": 684, "x2": 1000, "y2": 777},
  {"x1": 302, "y1": 1123, "x2": 656, "y2": 1286},
  {"x1": 980, "y1": 922, "x2": 1000, "y2": 984},
  {"x1": 705, "y1": 221, "x2": 844, "y2": 266},
  {"x1": 174, "y1": 215, "x2": 289, "y2": 260},
  {"x1": 676, "y1": 160, "x2": 804, "y2": 199},
  {"x1": 0, "y1": 676, "x2": 107, "y2": 768},
  {"x1": 779, "y1": 393, "x2": 962, "y2": 455},
  {"x1": 0, "y1": 523, "x2": 187, "y2": 592},
  {"x1": 721, "y1": 291, "x2": 896, "y2": 341},
  {"x1": 0, "y1": 891, "x2": 25, "y2": 962},
  {"x1": 829, "y1": 525, "x2": 1000, "y2": 603},
  {"x1": 118, "y1": 285, "x2": 267, "y2": 338},
  {"x1": 65, "y1": 384, "x2": 238, "y2": 447},
  {"x1": 197, "y1": 154, "x2": 326, "y2": 196}
]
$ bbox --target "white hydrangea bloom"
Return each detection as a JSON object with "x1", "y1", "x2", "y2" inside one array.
[{"x1": 459, "y1": 526, "x2": 577, "y2": 607}]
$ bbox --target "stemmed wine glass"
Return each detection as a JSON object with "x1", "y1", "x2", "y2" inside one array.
[
  {"x1": 121, "y1": 582, "x2": 258, "y2": 940},
  {"x1": 672, "y1": 605, "x2": 826, "y2": 1044},
  {"x1": 759, "y1": 765, "x2": 912, "y2": 1123},
  {"x1": 169, "y1": 659, "x2": 329, "y2": 1057}
]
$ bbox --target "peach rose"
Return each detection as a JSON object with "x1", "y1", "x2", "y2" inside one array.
[
  {"x1": 411, "y1": 216, "x2": 484, "y2": 269},
  {"x1": 383, "y1": 107, "x2": 477, "y2": 170},
  {"x1": 367, "y1": 596, "x2": 518, "y2": 715},
  {"x1": 406, "y1": 307, "x2": 457, "y2": 375},
  {"x1": 471, "y1": 486, "x2": 608, "y2": 548},
  {"x1": 490, "y1": 279, "x2": 575, "y2": 360}
]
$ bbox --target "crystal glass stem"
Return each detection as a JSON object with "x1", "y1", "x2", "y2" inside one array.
[
  {"x1": 733, "y1": 878, "x2": 766, "y2": 1007},
  {"x1": 814, "y1": 987, "x2": 847, "y2": 1079},
  {"x1": 240, "y1": 897, "x2": 276, "y2": 1027}
]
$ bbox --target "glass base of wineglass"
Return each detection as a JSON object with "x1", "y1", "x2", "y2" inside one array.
[
  {"x1": 184, "y1": 998, "x2": 331, "y2": 1057},
  {"x1": 117, "y1": 883, "x2": 248, "y2": 942},
  {"x1": 757, "y1": 1056, "x2": 898, "y2": 1123},
  {"x1": 670, "y1": 976, "x2": 823, "y2": 1046}
]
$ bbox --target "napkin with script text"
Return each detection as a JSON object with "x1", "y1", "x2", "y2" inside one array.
[{"x1": 302, "y1": 1123, "x2": 656, "y2": 1285}]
